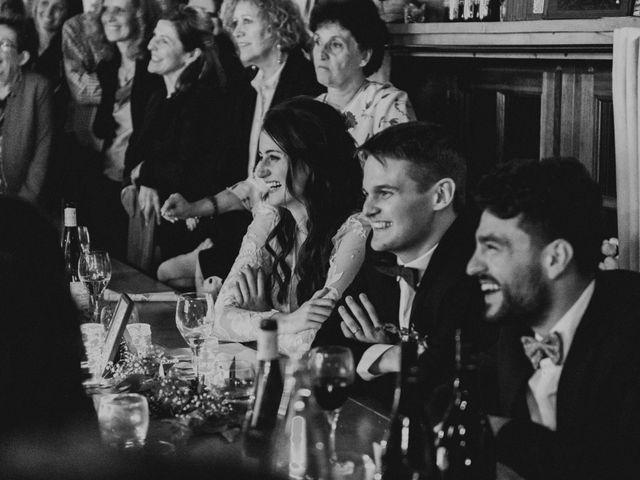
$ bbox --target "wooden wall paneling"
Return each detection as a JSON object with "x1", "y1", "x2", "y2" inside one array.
[
  {"x1": 540, "y1": 70, "x2": 557, "y2": 159},
  {"x1": 559, "y1": 67, "x2": 578, "y2": 159},
  {"x1": 496, "y1": 91, "x2": 506, "y2": 165},
  {"x1": 577, "y1": 69, "x2": 596, "y2": 172}
]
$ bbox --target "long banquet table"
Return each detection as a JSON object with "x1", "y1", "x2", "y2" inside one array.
[{"x1": 108, "y1": 259, "x2": 390, "y2": 470}]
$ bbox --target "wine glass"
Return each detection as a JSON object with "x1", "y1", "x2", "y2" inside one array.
[
  {"x1": 78, "y1": 250, "x2": 112, "y2": 324},
  {"x1": 175, "y1": 292, "x2": 214, "y2": 384},
  {"x1": 78, "y1": 226, "x2": 91, "y2": 254},
  {"x1": 308, "y1": 346, "x2": 355, "y2": 471}
]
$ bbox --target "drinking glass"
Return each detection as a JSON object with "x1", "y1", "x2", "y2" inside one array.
[
  {"x1": 210, "y1": 358, "x2": 255, "y2": 422},
  {"x1": 78, "y1": 226, "x2": 91, "y2": 254},
  {"x1": 308, "y1": 346, "x2": 355, "y2": 471},
  {"x1": 98, "y1": 393, "x2": 149, "y2": 449},
  {"x1": 80, "y1": 322, "x2": 105, "y2": 381},
  {"x1": 175, "y1": 292, "x2": 214, "y2": 384},
  {"x1": 78, "y1": 250, "x2": 112, "y2": 324},
  {"x1": 125, "y1": 323, "x2": 153, "y2": 356}
]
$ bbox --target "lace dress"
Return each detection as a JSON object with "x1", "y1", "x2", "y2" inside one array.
[{"x1": 213, "y1": 202, "x2": 370, "y2": 357}]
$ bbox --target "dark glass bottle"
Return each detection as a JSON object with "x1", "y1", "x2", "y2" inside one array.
[
  {"x1": 243, "y1": 318, "x2": 284, "y2": 459},
  {"x1": 62, "y1": 202, "x2": 81, "y2": 283},
  {"x1": 381, "y1": 335, "x2": 439, "y2": 480},
  {"x1": 435, "y1": 329, "x2": 496, "y2": 480}
]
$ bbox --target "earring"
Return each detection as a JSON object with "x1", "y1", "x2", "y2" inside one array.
[{"x1": 277, "y1": 43, "x2": 283, "y2": 64}]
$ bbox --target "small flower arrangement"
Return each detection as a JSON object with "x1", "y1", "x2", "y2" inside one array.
[{"x1": 104, "y1": 350, "x2": 233, "y2": 427}]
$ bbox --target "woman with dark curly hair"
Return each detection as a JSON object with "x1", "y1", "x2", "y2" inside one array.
[
  {"x1": 213, "y1": 96, "x2": 369, "y2": 357},
  {"x1": 156, "y1": 0, "x2": 323, "y2": 288},
  {"x1": 310, "y1": 0, "x2": 415, "y2": 145},
  {"x1": 126, "y1": 5, "x2": 242, "y2": 261}
]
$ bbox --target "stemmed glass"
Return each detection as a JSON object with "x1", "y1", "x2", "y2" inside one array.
[
  {"x1": 175, "y1": 292, "x2": 215, "y2": 384},
  {"x1": 308, "y1": 346, "x2": 355, "y2": 470},
  {"x1": 78, "y1": 250, "x2": 112, "y2": 324}
]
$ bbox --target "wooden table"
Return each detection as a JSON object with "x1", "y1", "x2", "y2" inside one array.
[{"x1": 108, "y1": 260, "x2": 390, "y2": 473}]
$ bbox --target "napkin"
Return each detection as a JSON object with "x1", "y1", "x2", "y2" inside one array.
[{"x1": 104, "y1": 289, "x2": 177, "y2": 302}]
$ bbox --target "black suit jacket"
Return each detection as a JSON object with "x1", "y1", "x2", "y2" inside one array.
[
  {"x1": 486, "y1": 270, "x2": 640, "y2": 480},
  {"x1": 313, "y1": 212, "x2": 493, "y2": 409},
  {"x1": 229, "y1": 48, "x2": 324, "y2": 173}
]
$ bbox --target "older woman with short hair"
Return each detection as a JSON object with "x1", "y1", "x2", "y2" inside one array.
[
  {"x1": 127, "y1": 5, "x2": 241, "y2": 261},
  {"x1": 310, "y1": 0, "x2": 415, "y2": 145},
  {"x1": 0, "y1": 17, "x2": 53, "y2": 204}
]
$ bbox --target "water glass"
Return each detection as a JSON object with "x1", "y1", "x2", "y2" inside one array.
[
  {"x1": 80, "y1": 323, "x2": 105, "y2": 380},
  {"x1": 125, "y1": 323, "x2": 153, "y2": 356},
  {"x1": 98, "y1": 393, "x2": 149, "y2": 450},
  {"x1": 198, "y1": 337, "x2": 220, "y2": 379},
  {"x1": 210, "y1": 358, "x2": 255, "y2": 417}
]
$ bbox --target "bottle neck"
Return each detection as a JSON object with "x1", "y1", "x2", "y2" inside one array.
[{"x1": 396, "y1": 340, "x2": 423, "y2": 412}]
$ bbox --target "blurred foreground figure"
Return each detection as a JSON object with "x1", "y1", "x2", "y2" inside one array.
[
  {"x1": 468, "y1": 158, "x2": 640, "y2": 480},
  {"x1": 0, "y1": 196, "x2": 94, "y2": 437}
]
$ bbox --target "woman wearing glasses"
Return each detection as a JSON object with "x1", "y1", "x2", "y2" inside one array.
[{"x1": 0, "y1": 17, "x2": 53, "y2": 204}]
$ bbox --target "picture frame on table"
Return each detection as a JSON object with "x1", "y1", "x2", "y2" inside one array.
[
  {"x1": 543, "y1": 0, "x2": 634, "y2": 19},
  {"x1": 100, "y1": 293, "x2": 134, "y2": 377}
]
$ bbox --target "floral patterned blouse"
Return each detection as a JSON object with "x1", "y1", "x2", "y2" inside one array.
[
  {"x1": 316, "y1": 80, "x2": 416, "y2": 145},
  {"x1": 213, "y1": 202, "x2": 370, "y2": 357}
]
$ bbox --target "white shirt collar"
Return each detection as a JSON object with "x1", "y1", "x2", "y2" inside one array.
[
  {"x1": 397, "y1": 243, "x2": 439, "y2": 285},
  {"x1": 250, "y1": 61, "x2": 286, "y2": 92},
  {"x1": 536, "y1": 280, "x2": 595, "y2": 358}
]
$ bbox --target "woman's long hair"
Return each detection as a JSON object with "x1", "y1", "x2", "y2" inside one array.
[
  {"x1": 262, "y1": 96, "x2": 362, "y2": 305},
  {"x1": 163, "y1": 5, "x2": 225, "y2": 94}
]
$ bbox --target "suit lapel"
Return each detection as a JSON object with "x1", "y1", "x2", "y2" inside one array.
[
  {"x1": 556, "y1": 278, "x2": 609, "y2": 431},
  {"x1": 408, "y1": 213, "x2": 474, "y2": 329},
  {"x1": 498, "y1": 325, "x2": 534, "y2": 418}
]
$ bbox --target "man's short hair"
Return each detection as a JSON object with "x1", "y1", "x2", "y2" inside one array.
[
  {"x1": 356, "y1": 122, "x2": 467, "y2": 212},
  {"x1": 475, "y1": 157, "x2": 603, "y2": 276}
]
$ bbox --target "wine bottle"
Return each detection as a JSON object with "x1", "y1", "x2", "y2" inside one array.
[
  {"x1": 243, "y1": 318, "x2": 284, "y2": 459},
  {"x1": 381, "y1": 335, "x2": 439, "y2": 480},
  {"x1": 62, "y1": 202, "x2": 81, "y2": 283},
  {"x1": 435, "y1": 329, "x2": 496, "y2": 480}
]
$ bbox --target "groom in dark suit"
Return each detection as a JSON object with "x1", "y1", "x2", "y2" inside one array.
[
  {"x1": 467, "y1": 157, "x2": 640, "y2": 480},
  {"x1": 313, "y1": 122, "x2": 492, "y2": 408}
]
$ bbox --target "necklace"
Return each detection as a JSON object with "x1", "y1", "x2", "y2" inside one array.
[{"x1": 323, "y1": 79, "x2": 367, "y2": 111}]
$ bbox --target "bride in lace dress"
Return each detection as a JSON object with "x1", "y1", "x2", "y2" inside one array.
[{"x1": 213, "y1": 96, "x2": 369, "y2": 356}]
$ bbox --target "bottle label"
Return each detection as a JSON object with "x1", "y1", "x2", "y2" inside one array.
[
  {"x1": 257, "y1": 328, "x2": 279, "y2": 361},
  {"x1": 64, "y1": 208, "x2": 77, "y2": 227},
  {"x1": 533, "y1": 0, "x2": 544, "y2": 14}
]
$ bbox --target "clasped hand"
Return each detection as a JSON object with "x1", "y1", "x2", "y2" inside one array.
[
  {"x1": 232, "y1": 265, "x2": 272, "y2": 312},
  {"x1": 339, "y1": 294, "x2": 391, "y2": 344},
  {"x1": 161, "y1": 193, "x2": 194, "y2": 223}
]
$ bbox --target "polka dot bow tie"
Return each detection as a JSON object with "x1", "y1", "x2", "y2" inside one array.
[{"x1": 520, "y1": 332, "x2": 564, "y2": 369}]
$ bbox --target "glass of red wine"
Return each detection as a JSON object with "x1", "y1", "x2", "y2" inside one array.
[{"x1": 308, "y1": 346, "x2": 355, "y2": 473}]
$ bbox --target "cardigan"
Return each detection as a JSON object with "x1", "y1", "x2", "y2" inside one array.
[{"x1": 1, "y1": 72, "x2": 53, "y2": 203}]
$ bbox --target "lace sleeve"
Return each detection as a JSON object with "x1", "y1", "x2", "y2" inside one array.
[
  {"x1": 324, "y1": 213, "x2": 370, "y2": 297},
  {"x1": 227, "y1": 177, "x2": 269, "y2": 211},
  {"x1": 213, "y1": 203, "x2": 280, "y2": 341}
]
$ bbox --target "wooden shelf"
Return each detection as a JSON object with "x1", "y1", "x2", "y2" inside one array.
[{"x1": 388, "y1": 18, "x2": 640, "y2": 59}]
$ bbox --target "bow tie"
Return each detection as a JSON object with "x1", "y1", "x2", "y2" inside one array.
[
  {"x1": 375, "y1": 264, "x2": 421, "y2": 290},
  {"x1": 520, "y1": 332, "x2": 564, "y2": 369}
]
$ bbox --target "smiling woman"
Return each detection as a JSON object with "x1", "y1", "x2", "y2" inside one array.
[
  {"x1": 212, "y1": 96, "x2": 368, "y2": 357},
  {"x1": 126, "y1": 6, "x2": 243, "y2": 262},
  {"x1": 0, "y1": 17, "x2": 53, "y2": 204},
  {"x1": 77, "y1": 0, "x2": 162, "y2": 259}
]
